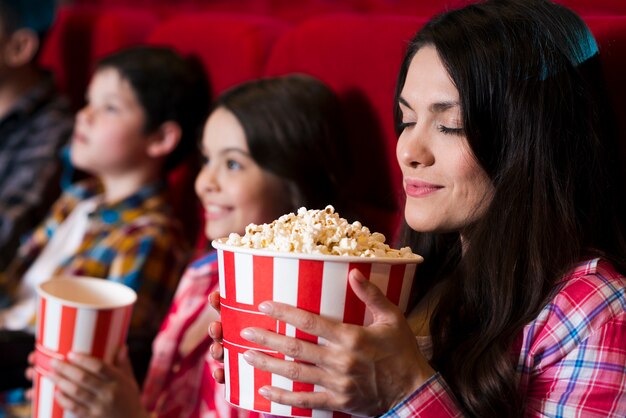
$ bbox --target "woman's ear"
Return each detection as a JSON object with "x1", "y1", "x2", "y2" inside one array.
[
  {"x1": 147, "y1": 121, "x2": 182, "y2": 158},
  {"x1": 4, "y1": 29, "x2": 39, "y2": 67}
]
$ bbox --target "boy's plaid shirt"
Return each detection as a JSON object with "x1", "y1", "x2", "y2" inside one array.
[
  {"x1": 384, "y1": 258, "x2": 626, "y2": 417},
  {"x1": 0, "y1": 178, "x2": 189, "y2": 334}
]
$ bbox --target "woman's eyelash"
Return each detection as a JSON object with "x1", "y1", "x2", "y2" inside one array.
[
  {"x1": 397, "y1": 122, "x2": 414, "y2": 131},
  {"x1": 438, "y1": 125, "x2": 464, "y2": 135}
]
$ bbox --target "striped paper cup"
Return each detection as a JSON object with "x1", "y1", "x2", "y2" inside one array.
[
  {"x1": 33, "y1": 277, "x2": 136, "y2": 418},
  {"x1": 212, "y1": 239, "x2": 422, "y2": 418}
]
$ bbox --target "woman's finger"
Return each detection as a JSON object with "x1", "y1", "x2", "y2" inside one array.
[
  {"x1": 348, "y1": 269, "x2": 403, "y2": 324},
  {"x1": 241, "y1": 350, "x2": 327, "y2": 387},
  {"x1": 240, "y1": 327, "x2": 330, "y2": 366},
  {"x1": 257, "y1": 301, "x2": 342, "y2": 342},
  {"x1": 257, "y1": 384, "x2": 337, "y2": 412}
]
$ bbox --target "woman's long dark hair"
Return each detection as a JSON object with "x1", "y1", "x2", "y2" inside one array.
[
  {"x1": 211, "y1": 74, "x2": 353, "y2": 216},
  {"x1": 395, "y1": 1, "x2": 626, "y2": 416}
]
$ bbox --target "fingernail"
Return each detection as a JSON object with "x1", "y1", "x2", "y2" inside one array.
[
  {"x1": 241, "y1": 328, "x2": 256, "y2": 341},
  {"x1": 258, "y1": 302, "x2": 272, "y2": 313},
  {"x1": 243, "y1": 351, "x2": 256, "y2": 363},
  {"x1": 67, "y1": 352, "x2": 78, "y2": 360},
  {"x1": 258, "y1": 386, "x2": 270, "y2": 398},
  {"x1": 50, "y1": 359, "x2": 59, "y2": 369},
  {"x1": 350, "y1": 269, "x2": 366, "y2": 282}
]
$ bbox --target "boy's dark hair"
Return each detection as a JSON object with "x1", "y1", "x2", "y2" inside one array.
[
  {"x1": 0, "y1": 0, "x2": 55, "y2": 39},
  {"x1": 97, "y1": 46, "x2": 211, "y2": 171}
]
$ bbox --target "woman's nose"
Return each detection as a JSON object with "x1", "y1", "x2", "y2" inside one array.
[{"x1": 396, "y1": 126, "x2": 435, "y2": 169}]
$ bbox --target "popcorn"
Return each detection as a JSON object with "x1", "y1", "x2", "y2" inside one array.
[{"x1": 225, "y1": 206, "x2": 420, "y2": 258}]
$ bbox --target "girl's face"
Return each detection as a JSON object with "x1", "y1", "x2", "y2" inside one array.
[
  {"x1": 195, "y1": 107, "x2": 291, "y2": 241},
  {"x1": 396, "y1": 46, "x2": 494, "y2": 234},
  {"x1": 70, "y1": 67, "x2": 152, "y2": 176}
]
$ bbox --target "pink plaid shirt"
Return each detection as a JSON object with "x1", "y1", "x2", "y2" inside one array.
[
  {"x1": 142, "y1": 252, "x2": 260, "y2": 418},
  {"x1": 384, "y1": 258, "x2": 626, "y2": 417}
]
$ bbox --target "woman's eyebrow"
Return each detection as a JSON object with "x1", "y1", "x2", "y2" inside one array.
[
  {"x1": 429, "y1": 101, "x2": 459, "y2": 113},
  {"x1": 399, "y1": 97, "x2": 459, "y2": 113},
  {"x1": 398, "y1": 96, "x2": 412, "y2": 109}
]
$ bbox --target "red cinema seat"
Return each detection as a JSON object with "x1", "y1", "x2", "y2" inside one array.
[
  {"x1": 264, "y1": 15, "x2": 425, "y2": 239},
  {"x1": 264, "y1": 0, "x2": 360, "y2": 23},
  {"x1": 557, "y1": 0, "x2": 626, "y2": 16},
  {"x1": 91, "y1": 9, "x2": 160, "y2": 65},
  {"x1": 40, "y1": 6, "x2": 101, "y2": 110},
  {"x1": 147, "y1": 13, "x2": 289, "y2": 96},
  {"x1": 40, "y1": 7, "x2": 160, "y2": 110},
  {"x1": 361, "y1": 0, "x2": 475, "y2": 19}
]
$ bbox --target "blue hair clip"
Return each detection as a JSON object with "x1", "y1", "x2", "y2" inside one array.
[
  {"x1": 572, "y1": 28, "x2": 599, "y2": 66},
  {"x1": 539, "y1": 28, "x2": 599, "y2": 80}
]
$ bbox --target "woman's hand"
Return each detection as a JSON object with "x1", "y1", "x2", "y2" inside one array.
[
  {"x1": 47, "y1": 346, "x2": 148, "y2": 418},
  {"x1": 239, "y1": 269, "x2": 435, "y2": 416},
  {"x1": 208, "y1": 290, "x2": 226, "y2": 383}
]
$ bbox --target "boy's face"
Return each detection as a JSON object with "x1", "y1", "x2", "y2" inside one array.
[
  {"x1": 195, "y1": 107, "x2": 291, "y2": 241},
  {"x1": 70, "y1": 67, "x2": 153, "y2": 177}
]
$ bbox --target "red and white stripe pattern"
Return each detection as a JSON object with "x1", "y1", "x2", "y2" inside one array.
[
  {"x1": 32, "y1": 296, "x2": 133, "y2": 418},
  {"x1": 218, "y1": 249, "x2": 418, "y2": 418}
]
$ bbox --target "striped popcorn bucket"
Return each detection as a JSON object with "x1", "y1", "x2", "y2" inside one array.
[
  {"x1": 33, "y1": 277, "x2": 136, "y2": 418},
  {"x1": 212, "y1": 239, "x2": 421, "y2": 418}
]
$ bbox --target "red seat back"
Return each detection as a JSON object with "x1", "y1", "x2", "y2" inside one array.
[
  {"x1": 147, "y1": 13, "x2": 289, "y2": 96},
  {"x1": 91, "y1": 9, "x2": 160, "y2": 65},
  {"x1": 40, "y1": 6, "x2": 100, "y2": 110}
]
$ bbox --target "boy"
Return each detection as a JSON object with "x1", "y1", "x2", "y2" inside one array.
[{"x1": 0, "y1": 46, "x2": 209, "y2": 387}]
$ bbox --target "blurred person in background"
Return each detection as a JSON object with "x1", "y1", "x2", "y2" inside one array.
[{"x1": 0, "y1": 0, "x2": 73, "y2": 271}]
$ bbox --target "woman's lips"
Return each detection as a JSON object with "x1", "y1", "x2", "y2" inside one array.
[{"x1": 404, "y1": 180, "x2": 443, "y2": 197}]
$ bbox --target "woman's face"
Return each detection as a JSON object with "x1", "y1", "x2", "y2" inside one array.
[
  {"x1": 195, "y1": 107, "x2": 291, "y2": 241},
  {"x1": 396, "y1": 46, "x2": 493, "y2": 234}
]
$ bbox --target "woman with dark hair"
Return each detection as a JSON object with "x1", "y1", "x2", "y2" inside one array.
[
  {"x1": 42, "y1": 74, "x2": 355, "y2": 418},
  {"x1": 208, "y1": 1, "x2": 626, "y2": 417}
]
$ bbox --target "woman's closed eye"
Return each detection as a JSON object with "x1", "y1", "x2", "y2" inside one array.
[
  {"x1": 437, "y1": 124, "x2": 464, "y2": 136},
  {"x1": 398, "y1": 121, "x2": 416, "y2": 131}
]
